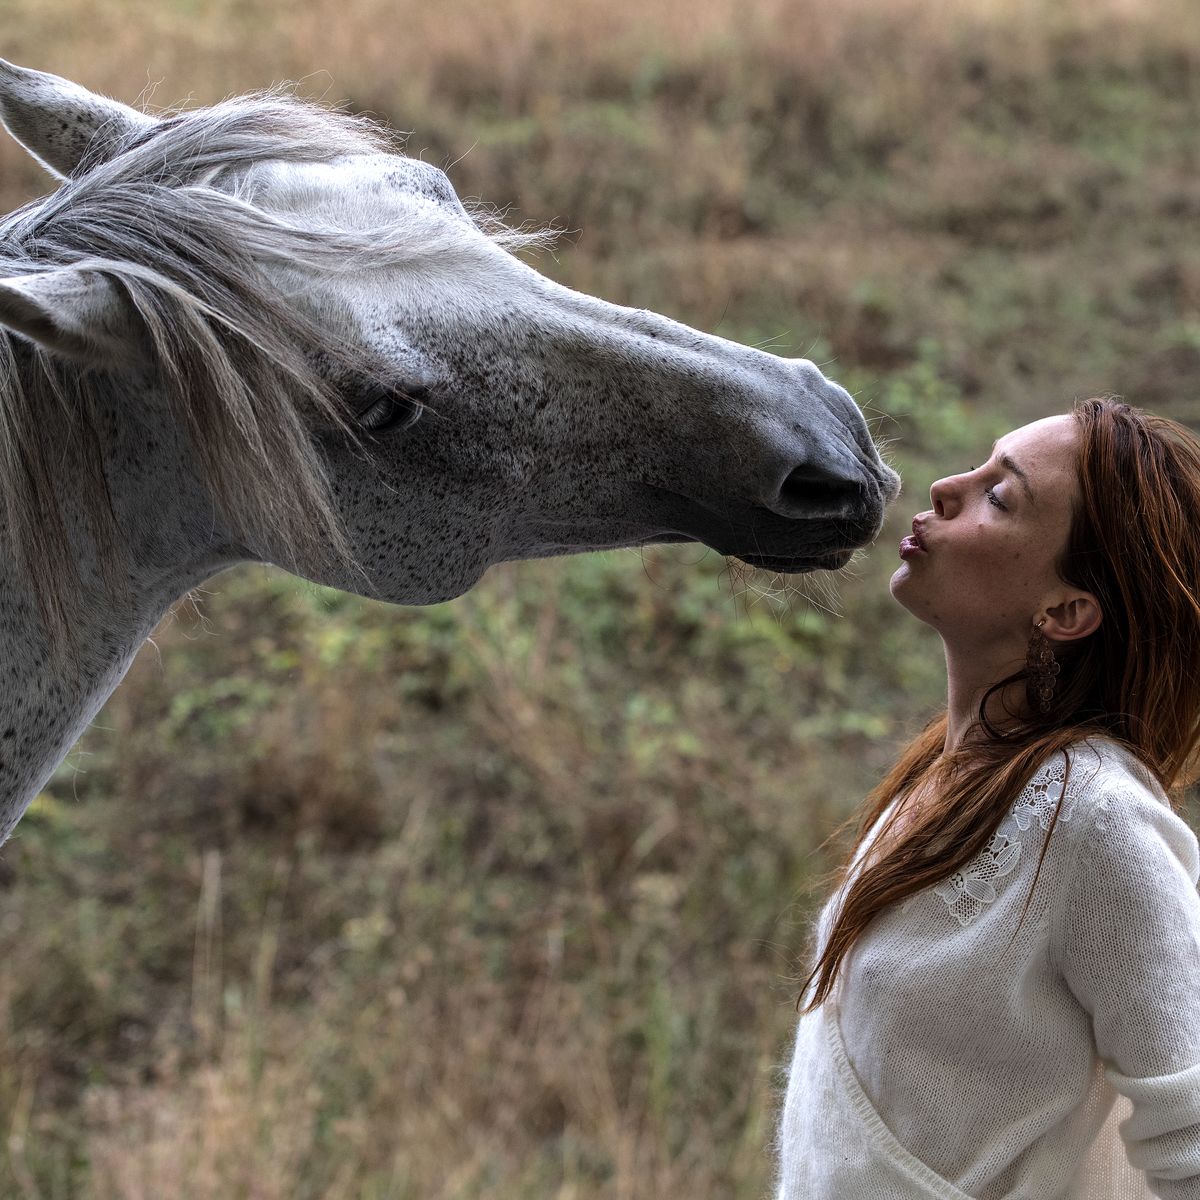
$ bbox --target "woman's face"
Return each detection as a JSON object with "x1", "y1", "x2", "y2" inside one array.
[{"x1": 890, "y1": 415, "x2": 1087, "y2": 656}]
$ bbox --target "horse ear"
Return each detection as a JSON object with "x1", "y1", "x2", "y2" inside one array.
[
  {"x1": 0, "y1": 60, "x2": 157, "y2": 180},
  {"x1": 0, "y1": 268, "x2": 141, "y2": 366}
]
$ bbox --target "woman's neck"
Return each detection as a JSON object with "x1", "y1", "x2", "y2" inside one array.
[{"x1": 943, "y1": 640, "x2": 1029, "y2": 753}]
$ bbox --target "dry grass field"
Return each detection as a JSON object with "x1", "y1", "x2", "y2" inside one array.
[{"x1": 0, "y1": 1, "x2": 1197, "y2": 1196}]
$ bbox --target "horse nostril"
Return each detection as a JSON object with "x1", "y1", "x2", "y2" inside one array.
[{"x1": 779, "y1": 463, "x2": 862, "y2": 516}]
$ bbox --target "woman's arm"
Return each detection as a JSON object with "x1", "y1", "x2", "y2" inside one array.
[{"x1": 1053, "y1": 781, "x2": 1200, "y2": 1198}]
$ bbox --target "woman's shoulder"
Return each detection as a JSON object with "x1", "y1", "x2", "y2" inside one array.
[
  {"x1": 1023, "y1": 733, "x2": 1167, "y2": 808},
  {"x1": 1061, "y1": 735, "x2": 1162, "y2": 793},
  {"x1": 1038, "y1": 735, "x2": 1200, "y2": 885}
]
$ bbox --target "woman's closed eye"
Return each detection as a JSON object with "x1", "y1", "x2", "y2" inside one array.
[{"x1": 969, "y1": 466, "x2": 1008, "y2": 512}]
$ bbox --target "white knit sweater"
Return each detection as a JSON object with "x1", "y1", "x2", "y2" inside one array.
[{"x1": 775, "y1": 737, "x2": 1200, "y2": 1199}]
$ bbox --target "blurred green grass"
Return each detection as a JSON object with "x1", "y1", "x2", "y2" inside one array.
[{"x1": 0, "y1": 0, "x2": 1197, "y2": 1196}]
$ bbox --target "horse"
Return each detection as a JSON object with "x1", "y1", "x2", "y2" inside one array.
[{"x1": 0, "y1": 60, "x2": 900, "y2": 846}]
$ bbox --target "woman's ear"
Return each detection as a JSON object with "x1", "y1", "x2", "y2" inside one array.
[{"x1": 1040, "y1": 593, "x2": 1103, "y2": 643}]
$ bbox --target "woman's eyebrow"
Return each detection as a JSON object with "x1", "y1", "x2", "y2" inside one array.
[{"x1": 990, "y1": 443, "x2": 1036, "y2": 504}]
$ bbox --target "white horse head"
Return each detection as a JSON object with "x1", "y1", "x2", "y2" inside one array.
[{"x1": 0, "y1": 61, "x2": 900, "y2": 843}]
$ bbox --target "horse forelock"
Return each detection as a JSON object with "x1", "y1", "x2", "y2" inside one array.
[{"x1": 0, "y1": 89, "x2": 545, "y2": 665}]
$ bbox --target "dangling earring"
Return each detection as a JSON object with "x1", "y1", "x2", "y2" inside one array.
[{"x1": 1026, "y1": 619, "x2": 1061, "y2": 714}]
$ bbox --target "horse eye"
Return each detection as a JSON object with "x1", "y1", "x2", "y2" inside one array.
[{"x1": 356, "y1": 384, "x2": 427, "y2": 435}]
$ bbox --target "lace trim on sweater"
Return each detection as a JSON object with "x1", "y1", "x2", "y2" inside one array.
[{"x1": 921, "y1": 755, "x2": 1082, "y2": 927}]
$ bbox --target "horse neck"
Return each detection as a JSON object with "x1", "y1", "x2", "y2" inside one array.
[
  {"x1": 0, "y1": 536, "x2": 156, "y2": 841},
  {"x1": 0, "y1": 378, "x2": 245, "y2": 845}
]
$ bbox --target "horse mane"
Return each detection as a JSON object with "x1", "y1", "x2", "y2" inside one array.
[{"x1": 0, "y1": 90, "x2": 549, "y2": 668}]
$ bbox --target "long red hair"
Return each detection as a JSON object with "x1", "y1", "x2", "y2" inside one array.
[{"x1": 797, "y1": 397, "x2": 1200, "y2": 1014}]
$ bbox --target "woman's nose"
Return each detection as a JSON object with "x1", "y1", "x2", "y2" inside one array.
[{"x1": 929, "y1": 475, "x2": 956, "y2": 517}]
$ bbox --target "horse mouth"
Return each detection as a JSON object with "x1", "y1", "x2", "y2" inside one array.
[
  {"x1": 626, "y1": 534, "x2": 844, "y2": 572},
  {"x1": 734, "y1": 548, "x2": 854, "y2": 573},
  {"x1": 642, "y1": 486, "x2": 879, "y2": 574},
  {"x1": 638, "y1": 529, "x2": 859, "y2": 575}
]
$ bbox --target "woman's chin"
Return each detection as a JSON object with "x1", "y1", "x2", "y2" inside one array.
[
  {"x1": 888, "y1": 564, "x2": 928, "y2": 621},
  {"x1": 889, "y1": 561, "x2": 914, "y2": 598}
]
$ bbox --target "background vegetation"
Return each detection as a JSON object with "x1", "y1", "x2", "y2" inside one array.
[{"x1": 0, "y1": 0, "x2": 1197, "y2": 1195}]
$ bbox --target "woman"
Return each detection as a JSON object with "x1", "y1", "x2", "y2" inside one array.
[{"x1": 775, "y1": 398, "x2": 1200, "y2": 1200}]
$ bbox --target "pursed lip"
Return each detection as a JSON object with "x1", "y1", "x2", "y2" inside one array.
[{"x1": 910, "y1": 517, "x2": 928, "y2": 551}]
